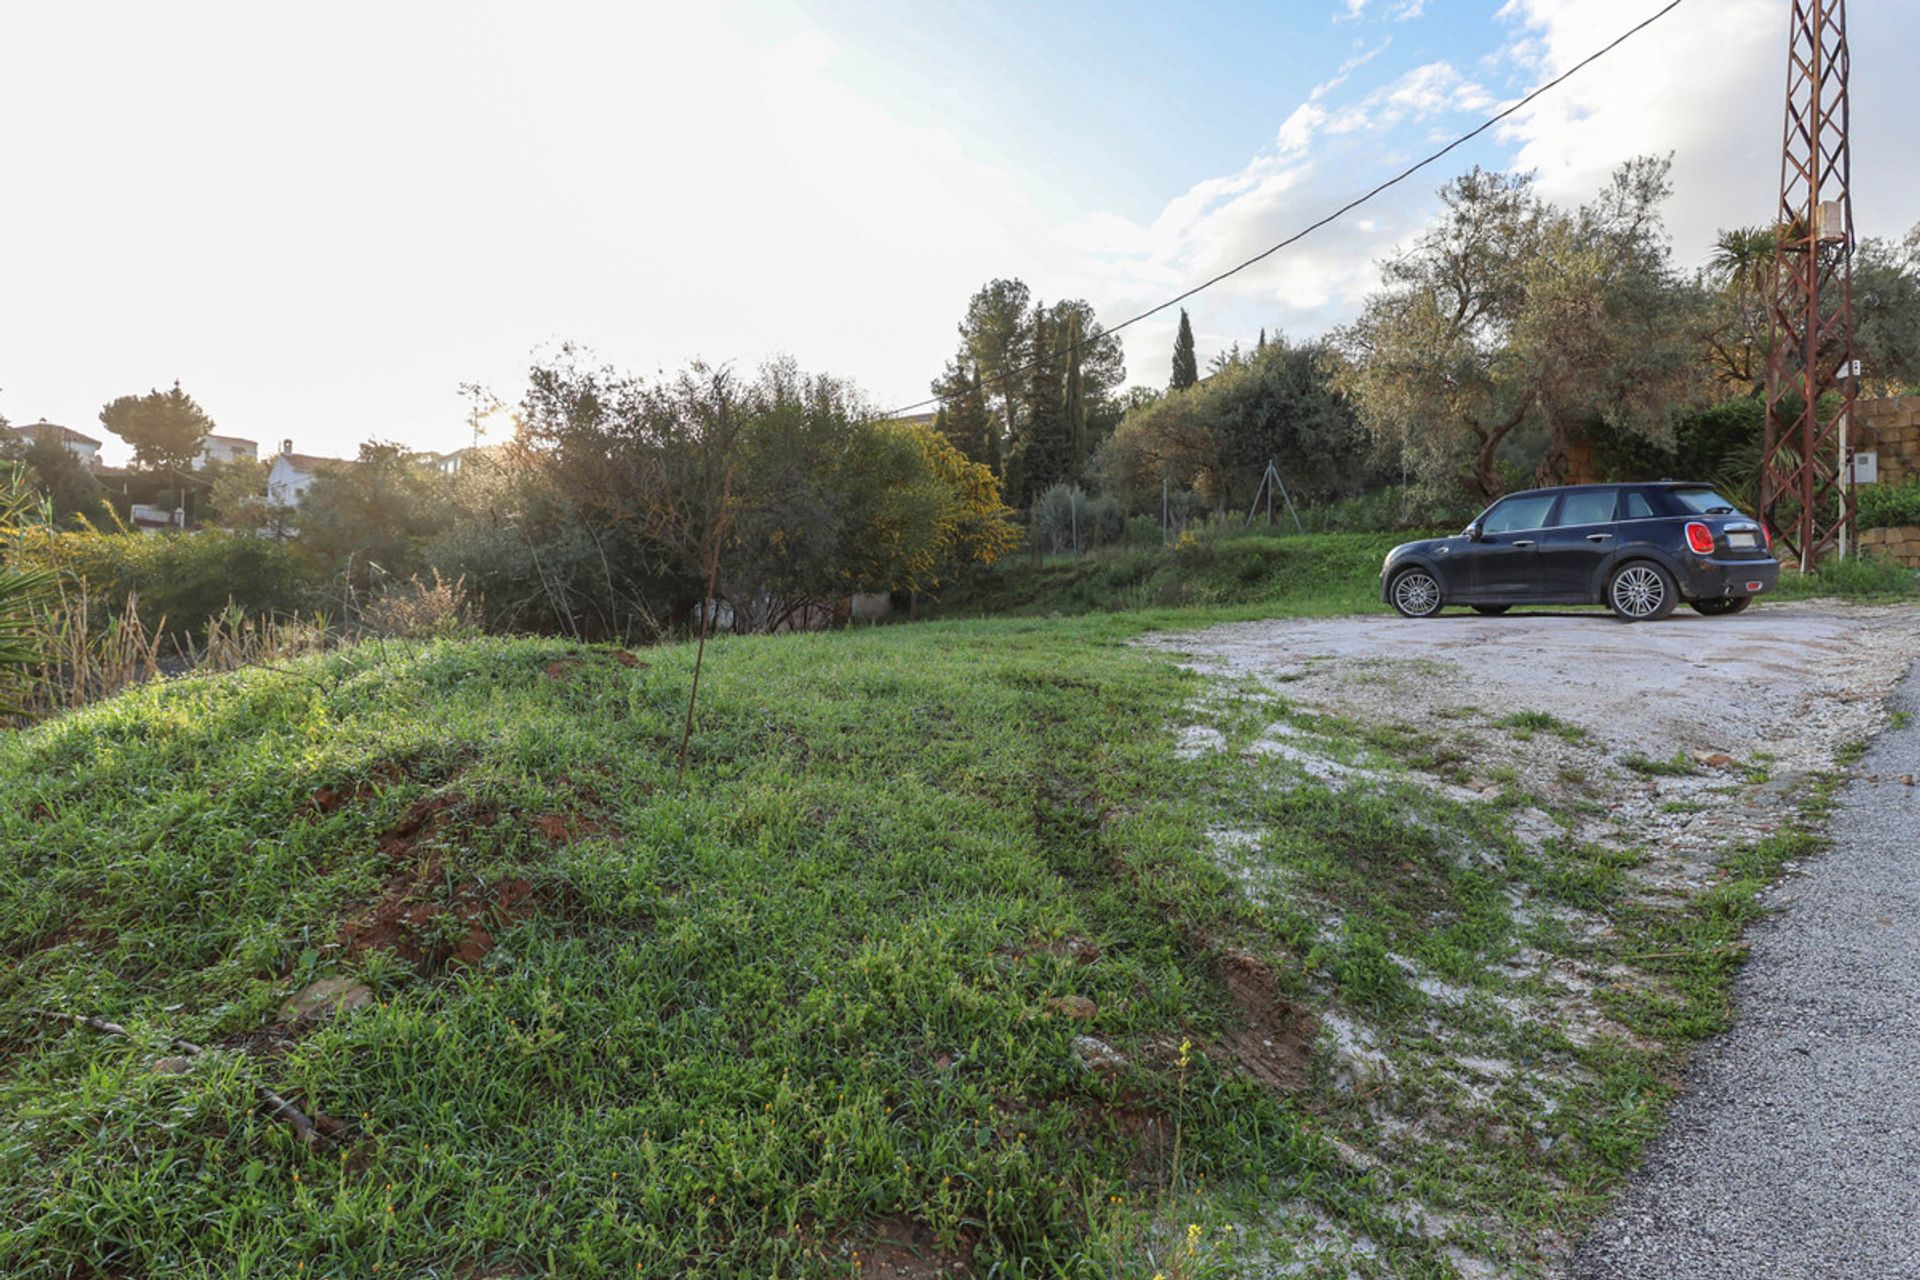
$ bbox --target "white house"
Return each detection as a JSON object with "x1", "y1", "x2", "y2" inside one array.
[
  {"x1": 193, "y1": 434, "x2": 258, "y2": 470},
  {"x1": 10, "y1": 420, "x2": 103, "y2": 469},
  {"x1": 431, "y1": 445, "x2": 503, "y2": 476},
  {"x1": 266, "y1": 440, "x2": 352, "y2": 510}
]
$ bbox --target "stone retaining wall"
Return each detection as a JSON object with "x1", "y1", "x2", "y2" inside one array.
[
  {"x1": 1857, "y1": 395, "x2": 1920, "y2": 487},
  {"x1": 1860, "y1": 525, "x2": 1920, "y2": 568}
]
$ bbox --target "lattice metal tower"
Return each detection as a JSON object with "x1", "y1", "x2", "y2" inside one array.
[{"x1": 1761, "y1": 0, "x2": 1858, "y2": 569}]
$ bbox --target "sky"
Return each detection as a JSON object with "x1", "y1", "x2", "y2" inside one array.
[{"x1": 2, "y1": 0, "x2": 1917, "y2": 467}]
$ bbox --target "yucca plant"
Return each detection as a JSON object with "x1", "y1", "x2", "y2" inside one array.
[{"x1": 0, "y1": 463, "x2": 56, "y2": 715}]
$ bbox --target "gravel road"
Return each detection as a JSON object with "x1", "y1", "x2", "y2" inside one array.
[{"x1": 1564, "y1": 659, "x2": 1920, "y2": 1279}]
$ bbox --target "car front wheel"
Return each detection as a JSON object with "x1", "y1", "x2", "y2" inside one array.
[
  {"x1": 1389, "y1": 567, "x2": 1444, "y2": 618},
  {"x1": 1607, "y1": 561, "x2": 1678, "y2": 622},
  {"x1": 1690, "y1": 596, "x2": 1752, "y2": 617}
]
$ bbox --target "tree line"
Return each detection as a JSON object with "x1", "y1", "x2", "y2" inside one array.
[{"x1": 7, "y1": 152, "x2": 1918, "y2": 645}]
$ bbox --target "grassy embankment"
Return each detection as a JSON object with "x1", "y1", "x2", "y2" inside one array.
[
  {"x1": 926, "y1": 524, "x2": 1919, "y2": 618},
  {"x1": 1, "y1": 529, "x2": 1912, "y2": 1278}
]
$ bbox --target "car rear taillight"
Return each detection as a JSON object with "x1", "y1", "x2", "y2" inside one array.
[
  {"x1": 1762, "y1": 524, "x2": 1772, "y2": 551},
  {"x1": 1685, "y1": 521, "x2": 1716, "y2": 555}
]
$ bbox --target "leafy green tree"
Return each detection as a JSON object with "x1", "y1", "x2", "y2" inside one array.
[
  {"x1": 1099, "y1": 336, "x2": 1375, "y2": 513},
  {"x1": 1, "y1": 432, "x2": 109, "y2": 526},
  {"x1": 1514, "y1": 156, "x2": 1708, "y2": 483},
  {"x1": 931, "y1": 360, "x2": 993, "y2": 467},
  {"x1": 1854, "y1": 222, "x2": 1920, "y2": 396},
  {"x1": 205, "y1": 457, "x2": 272, "y2": 530},
  {"x1": 1170, "y1": 308, "x2": 1199, "y2": 390},
  {"x1": 955, "y1": 279, "x2": 1032, "y2": 476},
  {"x1": 296, "y1": 442, "x2": 453, "y2": 586},
  {"x1": 1337, "y1": 160, "x2": 1704, "y2": 501},
  {"x1": 98, "y1": 382, "x2": 215, "y2": 473},
  {"x1": 518, "y1": 351, "x2": 1017, "y2": 634},
  {"x1": 1007, "y1": 301, "x2": 1070, "y2": 507}
]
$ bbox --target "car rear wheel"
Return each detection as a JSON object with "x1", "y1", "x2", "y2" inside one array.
[
  {"x1": 1607, "y1": 561, "x2": 1678, "y2": 622},
  {"x1": 1389, "y1": 568, "x2": 1444, "y2": 618},
  {"x1": 1690, "y1": 596, "x2": 1752, "y2": 617},
  {"x1": 1471, "y1": 604, "x2": 1511, "y2": 615}
]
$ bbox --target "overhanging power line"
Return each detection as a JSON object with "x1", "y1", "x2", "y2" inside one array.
[{"x1": 883, "y1": 0, "x2": 1690, "y2": 420}]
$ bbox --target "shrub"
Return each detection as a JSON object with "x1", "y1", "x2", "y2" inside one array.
[
  {"x1": 5, "y1": 527, "x2": 318, "y2": 636},
  {"x1": 1027, "y1": 484, "x2": 1124, "y2": 555},
  {"x1": 1857, "y1": 478, "x2": 1920, "y2": 531},
  {"x1": 356, "y1": 569, "x2": 479, "y2": 639}
]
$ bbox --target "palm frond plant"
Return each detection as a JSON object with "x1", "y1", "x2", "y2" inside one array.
[{"x1": 0, "y1": 462, "x2": 56, "y2": 716}]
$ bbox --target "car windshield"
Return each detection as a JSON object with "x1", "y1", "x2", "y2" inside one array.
[{"x1": 1670, "y1": 488, "x2": 1742, "y2": 516}]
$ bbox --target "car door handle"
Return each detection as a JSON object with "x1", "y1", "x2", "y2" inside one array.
[
  {"x1": 1586, "y1": 533, "x2": 1614, "y2": 542},
  {"x1": 1511, "y1": 539, "x2": 1535, "y2": 548}
]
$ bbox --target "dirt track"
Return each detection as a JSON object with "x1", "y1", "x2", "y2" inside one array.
[
  {"x1": 1143, "y1": 600, "x2": 1920, "y2": 1275},
  {"x1": 1151, "y1": 603, "x2": 1917, "y2": 768},
  {"x1": 1150, "y1": 604, "x2": 1919, "y2": 898}
]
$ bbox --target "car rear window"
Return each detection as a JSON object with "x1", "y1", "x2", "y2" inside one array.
[
  {"x1": 1670, "y1": 488, "x2": 1742, "y2": 515},
  {"x1": 1482, "y1": 494, "x2": 1557, "y2": 534},
  {"x1": 1552, "y1": 490, "x2": 1617, "y2": 526}
]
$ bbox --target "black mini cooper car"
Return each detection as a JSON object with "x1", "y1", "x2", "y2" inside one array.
[{"x1": 1380, "y1": 482, "x2": 1780, "y2": 622}]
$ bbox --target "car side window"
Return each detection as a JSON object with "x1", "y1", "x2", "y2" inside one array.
[
  {"x1": 1622, "y1": 491, "x2": 1656, "y2": 520},
  {"x1": 1550, "y1": 490, "x2": 1618, "y2": 527},
  {"x1": 1482, "y1": 494, "x2": 1557, "y2": 534}
]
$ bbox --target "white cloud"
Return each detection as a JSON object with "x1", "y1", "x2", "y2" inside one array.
[{"x1": 1492, "y1": 0, "x2": 1920, "y2": 265}]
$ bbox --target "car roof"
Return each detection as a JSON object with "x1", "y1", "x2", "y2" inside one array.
[{"x1": 1497, "y1": 480, "x2": 1715, "y2": 499}]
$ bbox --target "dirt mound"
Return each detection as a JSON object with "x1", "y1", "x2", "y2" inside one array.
[{"x1": 1213, "y1": 950, "x2": 1315, "y2": 1093}]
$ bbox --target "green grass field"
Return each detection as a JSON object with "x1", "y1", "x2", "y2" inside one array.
[
  {"x1": 1, "y1": 529, "x2": 1911, "y2": 1278},
  {"x1": 926, "y1": 530, "x2": 1411, "y2": 620},
  {"x1": 1, "y1": 617, "x2": 1367, "y2": 1277}
]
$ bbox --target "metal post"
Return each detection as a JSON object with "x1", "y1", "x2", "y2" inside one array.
[{"x1": 1761, "y1": 0, "x2": 1858, "y2": 568}]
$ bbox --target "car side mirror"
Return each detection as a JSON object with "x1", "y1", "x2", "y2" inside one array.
[{"x1": 1465, "y1": 523, "x2": 1484, "y2": 542}]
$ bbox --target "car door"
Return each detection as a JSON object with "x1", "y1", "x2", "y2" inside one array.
[
  {"x1": 1534, "y1": 488, "x2": 1621, "y2": 599},
  {"x1": 1468, "y1": 492, "x2": 1559, "y2": 598}
]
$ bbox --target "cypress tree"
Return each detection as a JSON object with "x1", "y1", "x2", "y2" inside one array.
[
  {"x1": 1170, "y1": 309, "x2": 1199, "y2": 391},
  {"x1": 1014, "y1": 303, "x2": 1069, "y2": 506}
]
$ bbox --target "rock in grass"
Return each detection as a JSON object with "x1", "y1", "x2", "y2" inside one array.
[
  {"x1": 1047, "y1": 995, "x2": 1098, "y2": 1020},
  {"x1": 151, "y1": 1055, "x2": 195, "y2": 1075},
  {"x1": 279, "y1": 978, "x2": 375, "y2": 1024},
  {"x1": 1072, "y1": 1035, "x2": 1127, "y2": 1074}
]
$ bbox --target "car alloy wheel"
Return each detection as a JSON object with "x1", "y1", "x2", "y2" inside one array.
[
  {"x1": 1608, "y1": 563, "x2": 1674, "y2": 621},
  {"x1": 1390, "y1": 568, "x2": 1443, "y2": 618}
]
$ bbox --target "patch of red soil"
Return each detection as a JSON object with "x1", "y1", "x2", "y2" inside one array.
[
  {"x1": 612, "y1": 650, "x2": 647, "y2": 669},
  {"x1": 299, "y1": 758, "x2": 420, "y2": 820},
  {"x1": 1211, "y1": 950, "x2": 1315, "y2": 1094},
  {"x1": 340, "y1": 863, "x2": 535, "y2": 974},
  {"x1": 543, "y1": 659, "x2": 581, "y2": 681},
  {"x1": 1111, "y1": 1103, "x2": 1174, "y2": 1183},
  {"x1": 530, "y1": 813, "x2": 605, "y2": 847},
  {"x1": 335, "y1": 791, "x2": 541, "y2": 973},
  {"x1": 22, "y1": 920, "x2": 108, "y2": 955},
  {"x1": 851, "y1": 1218, "x2": 970, "y2": 1279}
]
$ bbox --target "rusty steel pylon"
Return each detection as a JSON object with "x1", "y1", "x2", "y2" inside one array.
[{"x1": 1760, "y1": 0, "x2": 1858, "y2": 569}]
